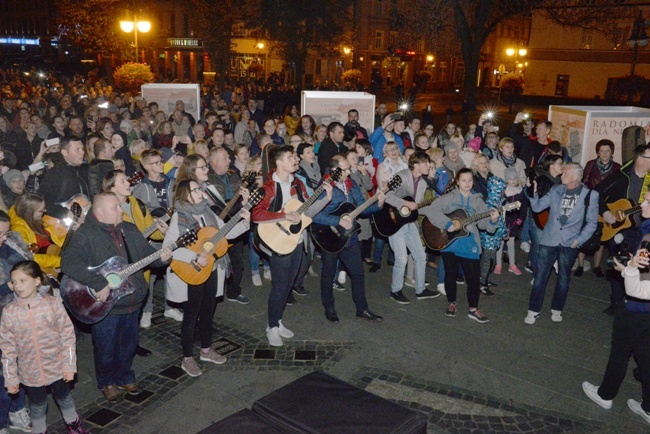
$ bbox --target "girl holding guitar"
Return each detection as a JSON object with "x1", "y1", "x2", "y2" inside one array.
[{"x1": 425, "y1": 168, "x2": 499, "y2": 323}]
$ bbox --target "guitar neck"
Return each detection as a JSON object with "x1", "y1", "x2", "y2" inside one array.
[
  {"x1": 218, "y1": 192, "x2": 242, "y2": 220},
  {"x1": 115, "y1": 241, "x2": 178, "y2": 281},
  {"x1": 418, "y1": 197, "x2": 435, "y2": 209},
  {"x1": 296, "y1": 179, "x2": 332, "y2": 215},
  {"x1": 348, "y1": 187, "x2": 388, "y2": 220},
  {"x1": 206, "y1": 202, "x2": 252, "y2": 251},
  {"x1": 468, "y1": 207, "x2": 502, "y2": 224},
  {"x1": 624, "y1": 205, "x2": 642, "y2": 217},
  {"x1": 142, "y1": 213, "x2": 171, "y2": 239}
]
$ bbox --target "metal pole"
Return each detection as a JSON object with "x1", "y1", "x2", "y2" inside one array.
[
  {"x1": 632, "y1": 42, "x2": 638, "y2": 76},
  {"x1": 134, "y1": 20, "x2": 139, "y2": 62}
]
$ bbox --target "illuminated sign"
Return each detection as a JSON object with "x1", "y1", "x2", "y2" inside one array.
[
  {"x1": 0, "y1": 37, "x2": 39, "y2": 46},
  {"x1": 167, "y1": 38, "x2": 202, "y2": 48}
]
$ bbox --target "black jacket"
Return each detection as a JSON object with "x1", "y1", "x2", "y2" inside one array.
[
  {"x1": 596, "y1": 161, "x2": 635, "y2": 215},
  {"x1": 61, "y1": 212, "x2": 162, "y2": 315},
  {"x1": 317, "y1": 137, "x2": 344, "y2": 176},
  {"x1": 38, "y1": 162, "x2": 90, "y2": 219}
]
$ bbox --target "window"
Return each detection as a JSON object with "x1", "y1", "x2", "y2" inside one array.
[
  {"x1": 579, "y1": 29, "x2": 593, "y2": 49},
  {"x1": 374, "y1": 0, "x2": 383, "y2": 16},
  {"x1": 375, "y1": 31, "x2": 384, "y2": 50}
]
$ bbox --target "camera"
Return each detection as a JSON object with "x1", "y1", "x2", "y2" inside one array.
[
  {"x1": 389, "y1": 113, "x2": 402, "y2": 121},
  {"x1": 606, "y1": 256, "x2": 630, "y2": 267},
  {"x1": 45, "y1": 138, "x2": 60, "y2": 148}
]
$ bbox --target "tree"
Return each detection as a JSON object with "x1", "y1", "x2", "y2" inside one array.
[
  {"x1": 189, "y1": 0, "x2": 236, "y2": 85},
  {"x1": 244, "y1": 0, "x2": 355, "y2": 85},
  {"x1": 113, "y1": 63, "x2": 155, "y2": 94}
]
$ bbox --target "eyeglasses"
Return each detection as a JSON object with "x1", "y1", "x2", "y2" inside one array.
[
  {"x1": 191, "y1": 188, "x2": 202, "y2": 193},
  {"x1": 195, "y1": 165, "x2": 208, "y2": 170},
  {"x1": 0, "y1": 230, "x2": 12, "y2": 238}
]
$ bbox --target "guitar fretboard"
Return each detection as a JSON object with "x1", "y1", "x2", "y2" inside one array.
[
  {"x1": 205, "y1": 202, "x2": 253, "y2": 252},
  {"x1": 297, "y1": 180, "x2": 332, "y2": 214},
  {"x1": 218, "y1": 173, "x2": 254, "y2": 221},
  {"x1": 142, "y1": 213, "x2": 171, "y2": 239},
  {"x1": 349, "y1": 187, "x2": 389, "y2": 220},
  {"x1": 624, "y1": 205, "x2": 642, "y2": 217},
  {"x1": 116, "y1": 241, "x2": 178, "y2": 281}
]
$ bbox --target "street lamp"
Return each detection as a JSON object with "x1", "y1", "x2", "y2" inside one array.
[
  {"x1": 627, "y1": 11, "x2": 648, "y2": 76},
  {"x1": 120, "y1": 19, "x2": 151, "y2": 63},
  {"x1": 505, "y1": 47, "x2": 527, "y2": 73}
]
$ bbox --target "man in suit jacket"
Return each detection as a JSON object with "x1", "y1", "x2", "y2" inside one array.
[
  {"x1": 317, "y1": 122, "x2": 346, "y2": 176},
  {"x1": 525, "y1": 162, "x2": 598, "y2": 325}
]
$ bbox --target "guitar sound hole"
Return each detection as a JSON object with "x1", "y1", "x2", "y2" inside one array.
[
  {"x1": 203, "y1": 241, "x2": 214, "y2": 251},
  {"x1": 289, "y1": 222, "x2": 302, "y2": 234},
  {"x1": 105, "y1": 273, "x2": 121, "y2": 289},
  {"x1": 399, "y1": 207, "x2": 410, "y2": 217}
]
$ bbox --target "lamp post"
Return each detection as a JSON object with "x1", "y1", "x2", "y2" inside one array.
[
  {"x1": 627, "y1": 11, "x2": 648, "y2": 76},
  {"x1": 505, "y1": 47, "x2": 527, "y2": 73},
  {"x1": 120, "y1": 19, "x2": 151, "y2": 63}
]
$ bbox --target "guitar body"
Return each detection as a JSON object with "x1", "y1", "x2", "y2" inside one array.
[
  {"x1": 532, "y1": 210, "x2": 549, "y2": 230},
  {"x1": 170, "y1": 226, "x2": 229, "y2": 285},
  {"x1": 370, "y1": 196, "x2": 419, "y2": 237},
  {"x1": 310, "y1": 202, "x2": 361, "y2": 254},
  {"x1": 60, "y1": 256, "x2": 135, "y2": 324},
  {"x1": 256, "y1": 198, "x2": 313, "y2": 255},
  {"x1": 422, "y1": 208, "x2": 472, "y2": 251},
  {"x1": 599, "y1": 198, "x2": 637, "y2": 241}
]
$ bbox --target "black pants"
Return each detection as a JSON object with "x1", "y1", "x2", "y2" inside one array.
[
  {"x1": 320, "y1": 242, "x2": 368, "y2": 314},
  {"x1": 441, "y1": 252, "x2": 481, "y2": 309},
  {"x1": 182, "y1": 269, "x2": 219, "y2": 357},
  {"x1": 226, "y1": 237, "x2": 244, "y2": 299},
  {"x1": 598, "y1": 304, "x2": 650, "y2": 411},
  {"x1": 268, "y1": 246, "x2": 303, "y2": 328}
]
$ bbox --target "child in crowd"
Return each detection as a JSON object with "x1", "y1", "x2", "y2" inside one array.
[
  {"x1": 494, "y1": 168, "x2": 528, "y2": 275},
  {"x1": 0, "y1": 261, "x2": 88, "y2": 434}
]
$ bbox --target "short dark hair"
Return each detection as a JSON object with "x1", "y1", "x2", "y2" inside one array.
[
  {"x1": 537, "y1": 120, "x2": 552, "y2": 129},
  {"x1": 408, "y1": 151, "x2": 430, "y2": 170},
  {"x1": 348, "y1": 109, "x2": 359, "y2": 116},
  {"x1": 633, "y1": 144, "x2": 650, "y2": 162},
  {"x1": 296, "y1": 142, "x2": 313, "y2": 157},
  {"x1": 542, "y1": 154, "x2": 563, "y2": 172},
  {"x1": 269, "y1": 145, "x2": 294, "y2": 170},
  {"x1": 455, "y1": 167, "x2": 474, "y2": 184},
  {"x1": 0, "y1": 210, "x2": 9, "y2": 223},
  {"x1": 595, "y1": 139, "x2": 614, "y2": 153},
  {"x1": 327, "y1": 122, "x2": 344, "y2": 135},
  {"x1": 60, "y1": 136, "x2": 82, "y2": 151}
]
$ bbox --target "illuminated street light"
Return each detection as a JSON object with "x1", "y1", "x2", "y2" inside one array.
[
  {"x1": 343, "y1": 47, "x2": 351, "y2": 55},
  {"x1": 120, "y1": 18, "x2": 151, "y2": 62},
  {"x1": 505, "y1": 48, "x2": 515, "y2": 57},
  {"x1": 426, "y1": 54, "x2": 434, "y2": 62}
]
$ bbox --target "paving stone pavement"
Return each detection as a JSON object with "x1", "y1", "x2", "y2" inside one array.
[{"x1": 38, "y1": 252, "x2": 650, "y2": 433}]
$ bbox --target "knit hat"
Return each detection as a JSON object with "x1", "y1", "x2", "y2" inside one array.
[
  {"x1": 466, "y1": 137, "x2": 481, "y2": 151},
  {"x1": 504, "y1": 167, "x2": 518, "y2": 180},
  {"x1": 2, "y1": 169, "x2": 23, "y2": 185},
  {"x1": 444, "y1": 142, "x2": 459, "y2": 153}
]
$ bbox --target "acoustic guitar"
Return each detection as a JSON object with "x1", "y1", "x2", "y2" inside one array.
[
  {"x1": 370, "y1": 191, "x2": 436, "y2": 238},
  {"x1": 422, "y1": 202, "x2": 521, "y2": 251},
  {"x1": 60, "y1": 229, "x2": 197, "y2": 324},
  {"x1": 310, "y1": 175, "x2": 402, "y2": 254},
  {"x1": 256, "y1": 168, "x2": 343, "y2": 255},
  {"x1": 599, "y1": 198, "x2": 641, "y2": 241},
  {"x1": 141, "y1": 208, "x2": 173, "y2": 239},
  {"x1": 171, "y1": 188, "x2": 265, "y2": 285}
]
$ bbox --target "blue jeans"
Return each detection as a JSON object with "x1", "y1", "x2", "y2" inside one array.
[
  {"x1": 526, "y1": 215, "x2": 543, "y2": 276},
  {"x1": 0, "y1": 373, "x2": 25, "y2": 429},
  {"x1": 91, "y1": 311, "x2": 139, "y2": 389},
  {"x1": 320, "y1": 243, "x2": 368, "y2": 313},
  {"x1": 249, "y1": 231, "x2": 270, "y2": 274},
  {"x1": 520, "y1": 208, "x2": 532, "y2": 243},
  {"x1": 372, "y1": 237, "x2": 395, "y2": 265},
  {"x1": 268, "y1": 245, "x2": 303, "y2": 328},
  {"x1": 528, "y1": 245, "x2": 578, "y2": 312},
  {"x1": 388, "y1": 223, "x2": 426, "y2": 293},
  {"x1": 25, "y1": 379, "x2": 77, "y2": 432}
]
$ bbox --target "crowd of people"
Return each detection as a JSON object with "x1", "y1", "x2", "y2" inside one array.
[{"x1": 0, "y1": 68, "x2": 650, "y2": 430}]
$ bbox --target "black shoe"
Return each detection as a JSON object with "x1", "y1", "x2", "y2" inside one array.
[
  {"x1": 332, "y1": 281, "x2": 346, "y2": 291},
  {"x1": 325, "y1": 308, "x2": 339, "y2": 323},
  {"x1": 369, "y1": 263, "x2": 381, "y2": 273},
  {"x1": 390, "y1": 290, "x2": 410, "y2": 304},
  {"x1": 416, "y1": 289, "x2": 441, "y2": 300},
  {"x1": 286, "y1": 293, "x2": 296, "y2": 305},
  {"x1": 602, "y1": 303, "x2": 617, "y2": 316},
  {"x1": 387, "y1": 260, "x2": 395, "y2": 266},
  {"x1": 363, "y1": 258, "x2": 373, "y2": 265},
  {"x1": 574, "y1": 266, "x2": 584, "y2": 277},
  {"x1": 456, "y1": 276, "x2": 465, "y2": 285},
  {"x1": 292, "y1": 285, "x2": 308, "y2": 296},
  {"x1": 593, "y1": 267, "x2": 604, "y2": 278},
  {"x1": 480, "y1": 285, "x2": 495, "y2": 297},
  {"x1": 634, "y1": 367, "x2": 642, "y2": 383},
  {"x1": 356, "y1": 309, "x2": 383, "y2": 322},
  {"x1": 135, "y1": 345, "x2": 152, "y2": 357}
]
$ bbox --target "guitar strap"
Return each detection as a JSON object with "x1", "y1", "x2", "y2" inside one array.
[{"x1": 120, "y1": 229, "x2": 134, "y2": 263}]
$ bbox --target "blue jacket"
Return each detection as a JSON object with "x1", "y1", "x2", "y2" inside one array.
[
  {"x1": 313, "y1": 179, "x2": 381, "y2": 247},
  {"x1": 530, "y1": 183, "x2": 598, "y2": 248},
  {"x1": 369, "y1": 127, "x2": 405, "y2": 163}
]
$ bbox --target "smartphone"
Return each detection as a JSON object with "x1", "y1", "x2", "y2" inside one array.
[
  {"x1": 486, "y1": 112, "x2": 493, "y2": 118},
  {"x1": 80, "y1": 95, "x2": 88, "y2": 99},
  {"x1": 390, "y1": 113, "x2": 401, "y2": 121},
  {"x1": 87, "y1": 116, "x2": 94, "y2": 123},
  {"x1": 45, "y1": 138, "x2": 60, "y2": 147},
  {"x1": 29, "y1": 161, "x2": 46, "y2": 172}
]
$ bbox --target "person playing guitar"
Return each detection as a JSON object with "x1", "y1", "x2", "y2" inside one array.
[
  {"x1": 384, "y1": 151, "x2": 441, "y2": 305},
  {"x1": 312, "y1": 156, "x2": 384, "y2": 324},
  {"x1": 252, "y1": 145, "x2": 332, "y2": 347},
  {"x1": 425, "y1": 168, "x2": 499, "y2": 323}
]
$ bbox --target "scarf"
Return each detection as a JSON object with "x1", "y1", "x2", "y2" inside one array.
[
  {"x1": 382, "y1": 157, "x2": 408, "y2": 177},
  {"x1": 498, "y1": 152, "x2": 517, "y2": 168},
  {"x1": 596, "y1": 158, "x2": 613, "y2": 176},
  {"x1": 298, "y1": 160, "x2": 322, "y2": 189},
  {"x1": 444, "y1": 156, "x2": 465, "y2": 175},
  {"x1": 505, "y1": 185, "x2": 522, "y2": 197}
]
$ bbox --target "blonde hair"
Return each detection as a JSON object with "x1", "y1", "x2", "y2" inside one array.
[
  {"x1": 498, "y1": 137, "x2": 515, "y2": 150},
  {"x1": 471, "y1": 153, "x2": 489, "y2": 174},
  {"x1": 246, "y1": 155, "x2": 262, "y2": 173},
  {"x1": 382, "y1": 141, "x2": 400, "y2": 159},
  {"x1": 426, "y1": 147, "x2": 444, "y2": 161}
]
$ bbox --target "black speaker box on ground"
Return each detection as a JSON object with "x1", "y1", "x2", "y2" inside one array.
[
  {"x1": 197, "y1": 408, "x2": 285, "y2": 433},
  {"x1": 251, "y1": 371, "x2": 427, "y2": 434}
]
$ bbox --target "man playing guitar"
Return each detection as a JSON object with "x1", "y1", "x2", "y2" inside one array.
[
  {"x1": 312, "y1": 156, "x2": 384, "y2": 323},
  {"x1": 252, "y1": 145, "x2": 332, "y2": 347}
]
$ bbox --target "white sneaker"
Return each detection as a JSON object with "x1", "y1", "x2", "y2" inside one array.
[
  {"x1": 164, "y1": 308, "x2": 184, "y2": 322},
  {"x1": 338, "y1": 270, "x2": 347, "y2": 284},
  {"x1": 520, "y1": 241, "x2": 530, "y2": 253},
  {"x1": 252, "y1": 273, "x2": 262, "y2": 286},
  {"x1": 524, "y1": 310, "x2": 540, "y2": 325},
  {"x1": 404, "y1": 278, "x2": 416, "y2": 288},
  {"x1": 582, "y1": 381, "x2": 612, "y2": 409},
  {"x1": 437, "y1": 282, "x2": 446, "y2": 295},
  {"x1": 8, "y1": 408, "x2": 30, "y2": 432},
  {"x1": 266, "y1": 326, "x2": 283, "y2": 347},
  {"x1": 263, "y1": 269, "x2": 272, "y2": 280},
  {"x1": 628, "y1": 399, "x2": 650, "y2": 425},
  {"x1": 308, "y1": 266, "x2": 319, "y2": 277},
  {"x1": 551, "y1": 309, "x2": 563, "y2": 322},
  {"x1": 278, "y1": 320, "x2": 294, "y2": 338},
  {"x1": 140, "y1": 311, "x2": 152, "y2": 329},
  {"x1": 553, "y1": 261, "x2": 558, "y2": 274}
]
